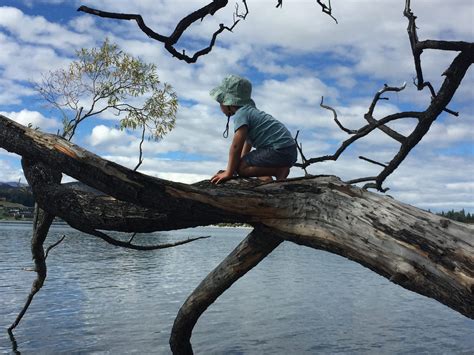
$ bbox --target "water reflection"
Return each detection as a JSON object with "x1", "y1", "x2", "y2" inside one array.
[{"x1": 0, "y1": 223, "x2": 473, "y2": 354}]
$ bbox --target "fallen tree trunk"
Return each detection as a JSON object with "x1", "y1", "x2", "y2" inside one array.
[{"x1": 1, "y1": 114, "x2": 473, "y2": 351}]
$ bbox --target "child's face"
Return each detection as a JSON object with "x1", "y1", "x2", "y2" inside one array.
[{"x1": 220, "y1": 104, "x2": 233, "y2": 117}]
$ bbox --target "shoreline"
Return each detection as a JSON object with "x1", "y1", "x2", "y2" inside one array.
[{"x1": 0, "y1": 220, "x2": 252, "y2": 229}]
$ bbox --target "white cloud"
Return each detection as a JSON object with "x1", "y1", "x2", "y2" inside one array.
[
  {"x1": 0, "y1": 159, "x2": 24, "y2": 182},
  {"x1": 0, "y1": 32, "x2": 71, "y2": 81},
  {"x1": 0, "y1": 109, "x2": 61, "y2": 131},
  {"x1": 0, "y1": 6, "x2": 91, "y2": 51},
  {"x1": 88, "y1": 125, "x2": 135, "y2": 147},
  {"x1": 0, "y1": 0, "x2": 472, "y2": 214}
]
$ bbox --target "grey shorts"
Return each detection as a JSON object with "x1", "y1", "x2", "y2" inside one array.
[{"x1": 242, "y1": 144, "x2": 297, "y2": 168}]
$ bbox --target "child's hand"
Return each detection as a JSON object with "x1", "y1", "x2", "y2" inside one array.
[{"x1": 211, "y1": 170, "x2": 233, "y2": 184}]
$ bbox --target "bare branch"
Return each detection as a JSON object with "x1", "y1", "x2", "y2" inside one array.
[
  {"x1": 359, "y1": 156, "x2": 387, "y2": 168},
  {"x1": 78, "y1": 1, "x2": 240, "y2": 64},
  {"x1": 9, "y1": 207, "x2": 57, "y2": 332},
  {"x1": 294, "y1": 110, "x2": 421, "y2": 169},
  {"x1": 235, "y1": 0, "x2": 249, "y2": 20},
  {"x1": 7, "y1": 330, "x2": 19, "y2": 355},
  {"x1": 344, "y1": 176, "x2": 377, "y2": 185},
  {"x1": 367, "y1": 82, "x2": 407, "y2": 117},
  {"x1": 133, "y1": 126, "x2": 146, "y2": 171},
  {"x1": 87, "y1": 228, "x2": 211, "y2": 251},
  {"x1": 44, "y1": 235, "x2": 66, "y2": 259},
  {"x1": 294, "y1": 130, "x2": 309, "y2": 176},
  {"x1": 321, "y1": 96, "x2": 356, "y2": 134},
  {"x1": 170, "y1": 227, "x2": 283, "y2": 353},
  {"x1": 316, "y1": 0, "x2": 338, "y2": 23},
  {"x1": 375, "y1": 50, "x2": 473, "y2": 190}
]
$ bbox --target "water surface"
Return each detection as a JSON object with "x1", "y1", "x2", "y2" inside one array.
[{"x1": 0, "y1": 222, "x2": 472, "y2": 354}]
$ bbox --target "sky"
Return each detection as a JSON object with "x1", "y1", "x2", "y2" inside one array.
[{"x1": 0, "y1": 0, "x2": 473, "y2": 212}]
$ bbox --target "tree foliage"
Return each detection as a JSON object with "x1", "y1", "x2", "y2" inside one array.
[
  {"x1": 437, "y1": 209, "x2": 474, "y2": 224},
  {"x1": 35, "y1": 39, "x2": 178, "y2": 143}
]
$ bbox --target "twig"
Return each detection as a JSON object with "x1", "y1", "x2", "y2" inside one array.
[
  {"x1": 294, "y1": 130, "x2": 309, "y2": 176},
  {"x1": 321, "y1": 96, "x2": 355, "y2": 134},
  {"x1": 87, "y1": 228, "x2": 211, "y2": 250},
  {"x1": 7, "y1": 328, "x2": 20, "y2": 355},
  {"x1": 134, "y1": 126, "x2": 146, "y2": 171},
  {"x1": 345, "y1": 176, "x2": 377, "y2": 185},
  {"x1": 359, "y1": 156, "x2": 387, "y2": 168},
  {"x1": 316, "y1": 0, "x2": 338, "y2": 23},
  {"x1": 235, "y1": 0, "x2": 249, "y2": 20},
  {"x1": 128, "y1": 232, "x2": 137, "y2": 244},
  {"x1": 44, "y1": 234, "x2": 66, "y2": 259}
]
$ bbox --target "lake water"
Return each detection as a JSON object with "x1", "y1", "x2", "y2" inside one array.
[{"x1": 0, "y1": 222, "x2": 472, "y2": 354}]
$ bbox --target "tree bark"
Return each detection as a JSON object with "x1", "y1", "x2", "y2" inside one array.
[
  {"x1": 170, "y1": 226, "x2": 283, "y2": 354},
  {"x1": 1, "y1": 113, "x2": 473, "y2": 325}
]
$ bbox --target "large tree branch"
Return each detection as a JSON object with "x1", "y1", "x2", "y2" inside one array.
[
  {"x1": 0, "y1": 113, "x2": 472, "y2": 319},
  {"x1": 170, "y1": 226, "x2": 283, "y2": 354},
  {"x1": 376, "y1": 50, "x2": 473, "y2": 189}
]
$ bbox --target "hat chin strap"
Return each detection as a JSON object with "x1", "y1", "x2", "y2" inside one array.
[{"x1": 222, "y1": 114, "x2": 231, "y2": 138}]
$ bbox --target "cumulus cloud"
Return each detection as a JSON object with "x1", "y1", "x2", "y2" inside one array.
[
  {"x1": 87, "y1": 125, "x2": 135, "y2": 147},
  {"x1": 0, "y1": 6, "x2": 91, "y2": 51},
  {"x1": 1, "y1": 109, "x2": 60, "y2": 131},
  {"x1": 0, "y1": 159, "x2": 24, "y2": 182},
  {"x1": 0, "y1": 1, "x2": 472, "y2": 213}
]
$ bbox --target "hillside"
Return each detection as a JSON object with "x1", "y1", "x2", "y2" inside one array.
[{"x1": 0, "y1": 182, "x2": 34, "y2": 207}]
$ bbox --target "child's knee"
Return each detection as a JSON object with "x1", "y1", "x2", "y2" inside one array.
[{"x1": 237, "y1": 161, "x2": 250, "y2": 176}]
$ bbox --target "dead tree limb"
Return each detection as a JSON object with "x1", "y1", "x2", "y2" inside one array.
[
  {"x1": 78, "y1": 1, "x2": 241, "y2": 63},
  {"x1": 78, "y1": 0, "x2": 338, "y2": 63},
  {"x1": 294, "y1": 1, "x2": 473, "y2": 191},
  {"x1": 0, "y1": 114, "x2": 472, "y2": 321},
  {"x1": 296, "y1": 47, "x2": 472, "y2": 190},
  {"x1": 170, "y1": 226, "x2": 283, "y2": 354},
  {"x1": 8, "y1": 206, "x2": 57, "y2": 332}
]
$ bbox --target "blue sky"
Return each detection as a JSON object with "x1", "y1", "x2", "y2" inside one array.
[{"x1": 0, "y1": 0, "x2": 473, "y2": 212}]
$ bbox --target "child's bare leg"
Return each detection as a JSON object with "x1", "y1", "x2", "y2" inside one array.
[
  {"x1": 275, "y1": 166, "x2": 290, "y2": 180},
  {"x1": 238, "y1": 162, "x2": 290, "y2": 181}
]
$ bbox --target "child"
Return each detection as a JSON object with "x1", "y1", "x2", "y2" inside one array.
[{"x1": 210, "y1": 74, "x2": 297, "y2": 184}]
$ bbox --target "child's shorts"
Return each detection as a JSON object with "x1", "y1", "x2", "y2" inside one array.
[{"x1": 242, "y1": 144, "x2": 297, "y2": 168}]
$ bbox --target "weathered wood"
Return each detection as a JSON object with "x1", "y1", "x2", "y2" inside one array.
[
  {"x1": 170, "y1": 226, "x2": 283, "y2": 354},
  {"x1": 1, "y1": 113, "x2": 473, "y2": 334},
  {"x1": 8, "y1": 202, "x2": 56, "y2": 331}
]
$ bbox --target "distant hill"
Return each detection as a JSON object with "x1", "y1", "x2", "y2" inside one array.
[
  {"x1": 0, "y1": 182, "x2": 34, "y2": 207},
  {"x1": 0, "y1": 181, "x2": 106, "y2": 209},
  {"x1": 0, "y1": 181, "x2": 28, "y2": 188}
]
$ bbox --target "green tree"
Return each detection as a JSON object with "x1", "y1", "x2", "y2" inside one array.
[{"x1": 35, "y1": 39, "x2": 178, "y2": 168}]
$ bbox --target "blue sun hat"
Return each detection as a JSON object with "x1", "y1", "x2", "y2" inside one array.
[{"x1": 210, "y1": 74, "x2": 255, "y2": 107}]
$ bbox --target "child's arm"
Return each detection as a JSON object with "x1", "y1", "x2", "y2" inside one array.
[
  {"x1": 211, "y1": 126, "x2": 248, "y2": 184},
  {"x1": 241, "y1": 141, "x2": 252, "y2": 158}
]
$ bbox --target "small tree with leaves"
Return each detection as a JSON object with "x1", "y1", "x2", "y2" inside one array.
[
  {"x1": 35, "y1": 39, "x2": 178, "y2": 169},
  {"x1": 3, "y1": 40, "x2": 180, "y2": 335}
]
